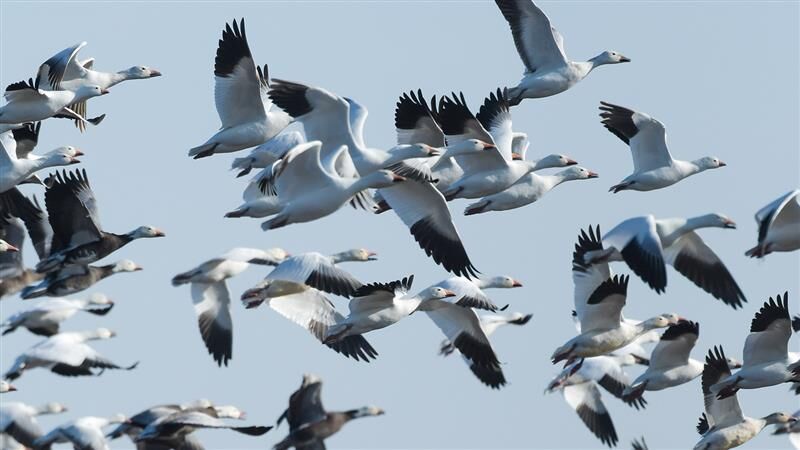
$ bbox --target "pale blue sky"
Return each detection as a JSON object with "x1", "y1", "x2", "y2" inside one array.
[{"x1": 0, "y1": 1, "x2": 798, "y2": 449}]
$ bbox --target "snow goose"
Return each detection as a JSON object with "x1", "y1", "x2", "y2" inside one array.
[
  {"x1": 172, "y1": 247, "x2": 289, "y2": 366},
  {"x1": 623, "y1": 321, "x2": 742, "y2": 401},
  {"x1": 189, "y1": 19, "x2": 291, "y2": 158},
  {"x1": 545, "y1": 354, "x2": 646, "y2": 447},
  {"x1": 599, "y1": 102, "x2": 725, "y2": 193},
  {"x1": 0, "y1": 132, "x2": 82, "y2": 193},
  {"x1": 36, "y1": 42, "x2": 161, "y2": 130},
  {"x1": 257, "y1": 142, "x2": 405, "y2": 230},
  {"x1": 694, "y1": 346, "x2": 797, "y2": 450},
  {"x1": 3, "y1": 328, "x2": 137, "y2": 380},
  {"x1": 375, "y1": 89, "x2": 486, "y2": 278},
  {"x1": 431, "y1": 275, "x2": 522, "y2": 312},
  {"x1": 712, "y1": 293, "x2": 799, "y2": 398},
  {"x1": 772, "y1": 409, "x2": 800, "y2": 450},
  {"x1": 239, "y1": 274, "x2": 379, "y2": 362},
  {"x1": 322, "y1": 275, "x2": 456, "y2": 343},
  {"x1": 34, "y1": 414, "x2": 127, "y2": 450},
  {"x1": 225, "y1": 167, "x2": 284, "y2": 219},
  {"x1": 746, "y1": 189, "x2": 800, "y2": 258},
  {"x1": 494, "y1": 0, "x2": 630, "y2": 104},
  {"x1": 107, "y1": 399, "x2": 226, "y2": 443},
  {"x1": 274, "y1": 374, "x2": 384, "y2": 450},
  {"x1": 0, "y1": 78, "x2": 107, "y2": 125},
  {"x1": 439, "y1": 312, "x2": 532, "y2": 388},
  {"x1": 20, "y1": 259, "x2": 142, "y2": 299},
  {"x1": 0, "y1": 401, "x2": 67, "y2": 450},
  {"x1": 35, "y1": 169, "x2": 165, "y2": 273},
  {"x1": 1, "y1": 293, "x2": 113, "y2": 336},
  {"x1": 438, "y1": 90, "x2": 576, "y2": 200},
  {"x1": 134, "y1": 410, "x2": 270, "y2": 447},
  {"x1": 0, "y1": 381, "x2": 15, "y2": 393},
  {"x1": 0, "y1": 192, "x2": 50, "y2": 298},
  {"x1": 230, "y1": 130, "x2": 305, "y2": 177},
  {"x1": 553, "y1": 226, "x2": 682, "y2": 363},
  {"x1": 464, "y1": 165, "x2": 598, "y2": 215}
]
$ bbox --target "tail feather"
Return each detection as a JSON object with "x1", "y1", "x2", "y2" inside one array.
[
  {"x1": 188, "y1": 143, "x2": 218, "y2": 159},
  {"x1": 464, "y1": 200, "x2": 490, "y2": 216}
]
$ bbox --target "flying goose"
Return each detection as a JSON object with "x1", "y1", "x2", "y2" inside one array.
[
  {"x1": 694, "y1": 346, "x2": 797, "y2": 450},
  {"x1": 599, "y1": 102, "x2": 726, "y2": 193},
  {"x1": 439, "y1": 311, "x2": 532, "y2": 388},
  {"x1": 0, "y1": 132, "x2": 82, "y2": 193},
  {"x1": 134, "y1": 410, "x2": 271, "y2": 447},
  {"x1": 746, "y1": 189, "x2": 800, "y2": 258},
  {"x1": 322, "y1": 275, "x2": 456, "y2": 343},
  {"x1": 545, "y1": 354, "x2": 646, "y2": 447},
  {"x1": 0, "y1": 401, "x2": 67, "y2": 450},
  {"x1": 20, "y1": 259, "x2": 142, "y2": 299},
  {"x1": 256, "y1": 141, "x2": 406, "y2": 230},
  {"x1": 230, "y1": 130, "x2": 305, "y2": 177},
  {"x1": 2, "y1": 293, "x2": 113, "y2": 336},
  {"x1": 437, "y1": 90, "x2": 576, "y2": 200},
  {"x1": 274, "y1": 374, "x2": 384, "y2": 450},
  {"x1": 172, "y1": 247, "x2": 289, "y2": 366},
  {"x1": 553, "y1": 226, "x2": 682, "y2": 363},
  {"x1": 711, "y1": 292, "x2": 799, "y2": 398},
  {"x1": 36, "y1": 42, "x2": 161, "y2": 130},
  {"x1": 0, "y1": 381, "x2": 15, "y2": 393},
  {"x1": 582, "y1": 214, "x2": 745, "y2": 307},
  {"x1": 494, "y1": 0, "x2": 630, "y2": 104},
  {"x1": 189, "y1": 19, "x2": 291, "y2": 159},
  {"x1": 0, "y1": 77, "x2": 107, "y2": 126},
  {"x1": 464, "y1": 165, "x2": 598, "y2": 215},
  {"x1": 34, "y1": 414, "x2": 127, "y2": 450},
  {"x1": 4, "y1": 328, "x2": 138, "y2": 381},
  {"x1": 35, "y1": 169, "x2": 165, "y2": 273},
  {"x1": 225, "y1": 166, "x2": 284, "y2": 219},
  {"x1": 0, "y1": 217, "x2": 39, "y2": 298},
  {"x1": 431, "y1": 275, "x2": 522, "y2": 312},
  {"x1": 0, "y1": 192, "x2": 52, "y2": 298},
  {"x1": 772, "y1": 409, "x2": 800, "y2": 450},
  {"x1": 623, "y1": 321, "x2": 742, "y2": 401}
]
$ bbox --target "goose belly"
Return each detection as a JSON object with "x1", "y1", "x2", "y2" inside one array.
[
  {"x1": 207, "y1": 122, "x2": 272, "y2": 153},
  {"x1": 516, "y1": 71, "x2": 575, "y2": 99},
  {"x1": 351, "y1": 309, "x2": 408, "y2": 335},
  {"x1": 454, "y1": 170, "x2": 524, "y2": 198},
  {"x1": 624, "y1": 167, "x2": 686, "y2": 191},
  {"x1": 641, "y1": 366, "x2": 700, "y2": 391},
  {"x1": 0, "y1": 101, "x2": 58, "y2": 123},
  {"x1": 766, "y1": 225, "x2": 800, "y2": 252},
  {"x1": 735, "y1": 362, "x2": 793, "y2": 388},
  {"x1": 282, "y1": 194, "x2": 345, "y2": 224},
  {"x1": 573, "y1": 330, "x2": 632, "y2": 357}
]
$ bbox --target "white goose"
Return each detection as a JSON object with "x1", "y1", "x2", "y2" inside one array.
[
  {"x1": 623, "y1": 321, "x2": 742, "y2": 401},
  {"x1": 171, "y1": 247, "x2": 289, "y2": 366},
  {"x1": 322, "y1": 275, "x2": 456, "y2": 343},
  {"x1": 0, "y1": 132, "x2": 82, "y2": 193},
  {"x1": 36, "y1": 42, "x2": 161, "y2": 129},
  {"x1": 230, "y1": 130, "x2": 305, "y2": 177},
  {"x1": 464, "y1": 166, "x2": 598, "y2": 215},
  {"x1": 545, "y1": 354, "x2": 646, "y2": 448},
  {"x1": 0, "y1": 78, "x2": 107, "y2": 125},
  {"x1": 257, "y1": 142, "x2": 406, "y2": 230},
  {"x1": 599, "y1": 102, "x2": 726, "y2": 193},
  {"x1": 439, "y1": 311, "x2": 532, "y2": 388},
  {"x1": 438, "y1": 90, "x2": 576, "y2": 200},
  {"x1": 34, "y1": 415, "x2": 127, "y2": 450},
  {"x1": 695, "y1": 346, "x2": 796, "y2": 450},
  {"x1": 189, "y1": 19, "x2": 291, "y2": 159},
  {"x1": 553, "y1": 226, "x2": 682, "y2": 363},
  {"x1": 711, "y1": 293, "x2": 799, "y2": 398},
  {"x1": 746, "y1": 189, "x2": 800, "y2": 258},
  {"x1": 3, "y1": 328, "x2": 137, "y2": 381},
  {"x1": 1, "y1": 293, "x2": 114, "y2": 337},
  {"x1": 432, "y1": 275, "x2": 523, "y2": 312},
  {"x1": 583, "y1": 214, "x2": 746, "y2": 308},
  {"x1": 0, "y1": 402, "x2": 67, "y2": 450},
  {"x1": 494, "y1": 0, "x2": 630, "y2": 104}
]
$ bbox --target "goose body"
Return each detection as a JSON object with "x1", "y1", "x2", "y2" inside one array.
[
  {"x1": 494, "y1": 0, "x2": 630, "y2": 104},
  {"x1": 432, "y1": 275, "x2": 522, "y2": 312},
  {"x1": 746, "y1": 189, "x2": 800, "y2": 257},
  {"x1": 0, "y1": 132, "x2": 81, "y2": 193},
  {"x1": 20, "y1": 260, "x2": 142, "y2": 299},
  {"x1": 190, "y1": 19, "x2": 291, "y2": 158},
  {"x1": 0, "y1": 78, "x2": 107, "y2": 125},
  {"x1": 1, "y1": 294, "x2": 114, "y2": 336},
  {"x1": 134, "y1": 410, "x2": 270, "y2": 446}
]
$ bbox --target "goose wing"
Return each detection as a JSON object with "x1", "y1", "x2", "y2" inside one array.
[
  {"x1": 755, "y1": 189, "x2": 800, "y2": 245},
  {"x1": 273, "y1": 141, "x2": 331, "y2": 200},
  {"x1": 603, "y1": 216, "x2": 667, "y2": 293},
  {"x1": 214, "y1": 19, "x2": 266, "y2": 128},
  {"x1": 648, "y1": 321, "x2": 699, "y2": 371},
  {"x1": 395, "y1": 89, "x2": 444, "y2": 147},
  {"x1": 476, "y1": 88, "x2": 513, "y2": 162},
  {"x1": 267, "y1": 253, "x2": 362, "y2": 298},
  {"x1": 435, "y1": 277, "x2": 499, "y2": 312},
  {"x1": 702, "y1": 346, "x2": 744, "y2": 429},
  {"x1": 347, "y1": 276, "x2": 412, "y2": 317},
  {"x1": 572, "y1": 225, "x2": 613, "y2": 324},
  {"x1": 191, "y1": 281, "x2": 232, "y2": 366},
  {"x1": 494, "y1": 0, "x2": 568, "y2": 73},
  {"x1": 562, "y1": 382, "x2": 618, "y2": 447},
  {"x1": 36, "y1": 42, "x2": 87, "y2": 91},
  {"x1": 44, "y1": 169, "x2": 103, "y2": 253},
  {"x1": 421, "y1": 299, "x2": 501, "y2": 370},
  {"x1": 742, "y1": 293, "x2": 791, "y2": 367},
  {"x1": 438, "y1": 93, "x2": 506, "y2": 174},
  {"x1": 579, "y1": 275, "x2": 628, "y2": 333},
  {"x1": 599, "y1": 102, "x2": 673, "y2": 173}
]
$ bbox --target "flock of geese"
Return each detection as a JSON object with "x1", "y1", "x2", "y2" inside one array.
[{"x1": 1, "y1": 1, "x2": 798, "y2": 449}]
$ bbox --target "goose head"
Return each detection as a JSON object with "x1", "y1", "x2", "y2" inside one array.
[
  {"x1": 88, "y1": 293, "x2": 114, "y2": 306},
  {"x1": 695, "y1": 156, "x2": 726, "y2": 171},
  {"x1": 535, "y1": 154, "x2": 578, "y2": 169},
  {"x1": 123, "y1": 66, "x2": 162, "y2": 79},
  {"x1": 43, "y1": 402, "x2": 68, "y2": 414},
  {"x1": 55, "y1": 145, "x2": 84, "y2": 158},
  {"x1": 213, "y1": 405, "x2": 246, "y2": 420},
  {"x1": 0, "y1": 239, "x2": 19, "y2": 252},
  {"x1": 128, "y1": 225, "x2": 166, "y2": 239},
  {"x1": 112, "y1": 259, "x2": 143, "y2": 273},
  {"x1": 418, "y1": 286, "x2": 457, "y2": 302},
  {"x1": 726, "y1": 356, "x2": 743, "y2": 369},
  {"x1": 360, "y1": 170, "x2": 406, "y2": 189},
  {"x1": 593, "y1": 51, "x2": 631, "y2": 65},
  {"x1": 559, "y1": 166, "x2": 599, "y2": 180},
  {"x1": 0, "y1": 380, "x2": 17, "y2": 392},
  {"x1": 348, "y1": 406, "x2": 385, "y2": 419},
  {"x1": 441, "y1": 139, "x2": 495, "y2": 158},
  {"x1": 482, "y1": 275, "x2": 523, "y2": 289},
  {"x1": 334, "y1": 248, "x2": 378, "y2": 262},
  {"x1": 643, "y1": 313, "x2": 684, "y2": 330},
  {"x1": 694, "y1": 213, "x2": 737, "y2": 230},
  {"x1": 762, "y1": 412, "x2": 797, "y2": 426},
  {"x1": 75, "y1": 85, "x2": 110, "y2": 101},
  {"x1": 42, "y1": 148, "x2": 82, "y2": 168}
]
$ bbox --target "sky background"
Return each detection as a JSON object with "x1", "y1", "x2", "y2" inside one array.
[{"x1": 1, "y1": 1, "x2": 798, "y2": 449}]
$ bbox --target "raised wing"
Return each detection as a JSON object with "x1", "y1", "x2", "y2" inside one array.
[
  {"x1": 580, "y1": 275, "x2": 628, "y2": 333},
  {"x1": 476, "y1": 88, "x2": 513, "y2": 162},
  {"x1": 348, "y1": 276, "x2": 413, "y2": 317},
  {"x1": 742, "y1": 292, "x2": 791, "y2": 367},
  {"x1": 648, "y1": 321, "x2": 699, "y2": 371},
  {"x1": 421, "y1": 299, "x2": 500, "y2": 370},
  {"x1": 44, "y1": 169, "x2": 103, "y2": 253},
  {"x1": 274, "y1": 141, "x2": 330, "y2": 200},
  {"x1": 214, "y1": 19, "x2": 266, "y2": 128},
  {"x1": 562, "y1": 382, "x2": 618, "y2": 447},
  {"x1": 702, "y1": 346, "x2": 744, "y2": 429},
  {"x1": 603, "y1": 215, "x2": 666, "y2": 293},
  {"x1": 395, "y1": 89, "x2": 445, "y2": 147},
  {"x1": 191, "y1": 281, "x2": 232, "y2": 366},
  {"x1": 267, "y1": 253, "x2": 362, "y2": 298},
  {"x1": 436, "y1": 277, "x2": 499, "y2": 312},
  {"x1": 599, "y1": 102, "x2": 673, "y2": 173},
  {"x1": 438, "y1": 93, "x2": 506, "y2": 175},
  {"x1": 572, "y1": 225, "x2": 612, "y2": 323},
  {"x1": 36, "y1": 42, "x2": 87, "y2": 91},
  {"x1": 494, "y1": 0, "x2": 568, "y2": 73}
]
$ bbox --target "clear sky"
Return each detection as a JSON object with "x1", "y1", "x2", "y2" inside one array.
[{"x1": 0, "y1": 1, "x2": 798, "y2": 449}]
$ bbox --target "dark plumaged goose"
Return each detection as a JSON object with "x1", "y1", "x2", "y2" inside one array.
[
  {"x1": 746, "y1": 189, "x2": 800, "y2": 258},
  {"x1": 0, "y1": 401, "x2": 67, "y2": 449},
  {"x1": 36, "y1": 169, "x2": 165, "y2": 273},
  {"x1": 273, "y1": 374, "x2": 384, "y2": 450},
  {"x1": 34, "y1": 414, "x2": 127, "y2": 450},
  {"x1": 1, "y1": 293, "x2": 114, "y2": 336},
  {"x1": 3, "y1": 328, "x2": 137, "y2": 381},
  {"x1": 20, "y1": 259, "x2": 142, "y2": 299},
  {"x1": 134, "y1": 409, "x2": 270, "y2": 447},
  {"x1": 172, "y1": 247, "x2": 289, "y2": 366}
]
